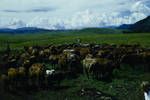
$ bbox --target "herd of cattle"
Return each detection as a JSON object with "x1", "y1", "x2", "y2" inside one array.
[{"x1": 0, "y1": 43, "x2": 150, "y2": 91}]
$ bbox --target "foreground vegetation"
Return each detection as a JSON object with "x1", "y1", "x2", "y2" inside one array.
[
  {"x1": 1, "y1": 65, "x2": 149, "y2": 100},
  {"x1": 0, "y1": 32, "x2": 150, "y2": 100}
]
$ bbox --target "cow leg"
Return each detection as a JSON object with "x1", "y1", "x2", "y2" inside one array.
[
  {"x1": 84, "y1": 68, "x2": 90, "y2": 79},
  {"x1": 83, "y1": 68, "x2": 87, "y2": 78}
]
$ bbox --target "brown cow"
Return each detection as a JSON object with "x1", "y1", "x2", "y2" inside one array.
[
  {"x1": 17, "y1": 67, "x2": 27, "y2": 88},
  {"x1": 0, "y1": 74, "x2": 9, "y2": 91},
  {"x1": 82, "y1": 54, "x2": 97, "y2": 78},
  {"x1": 8, "y1": 68, "x2": 18, "y2": 89},
  {"x1": 29, "y1": 63, "x2": 45, "y2": 88},
  {"x1": 49, "y1": 55, "x2": 60, "y2": 69},
  {"x1": 83, "y1": 54, "x2": 115, "y2": 79}
]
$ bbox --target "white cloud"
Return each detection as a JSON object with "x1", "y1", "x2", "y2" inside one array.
[{"x1": 0, "y1": 0, "x2": 149, "y2": 29}]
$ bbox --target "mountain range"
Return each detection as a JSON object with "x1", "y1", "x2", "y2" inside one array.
[
  {"x1": 0, "y1": 16, "x2": 149, "y2": 34},
  {"x1": 0, "y1": 27, "x2": 51, "y2": 34}
]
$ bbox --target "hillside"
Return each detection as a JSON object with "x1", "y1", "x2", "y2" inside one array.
[
  {"x1": 77, "y1": 28, "x2": 122, "y2": 34},
  {"x1": 130, "y1": 16, "x2": 150, "y2": 33},
  {"x1": 0, "y1": 27, "x2": 51, "y2": 34},
  {"x1": 0, "y1": 27, "x2": 123, "y2": 34},
  {"x1": 119, "y1": 16, "x2": 150, "y2": 33}
]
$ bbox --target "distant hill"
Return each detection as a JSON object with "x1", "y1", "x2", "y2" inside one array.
[
  {"x1": 0, "y1": 27, "x2": 51, "y2": 34},
  {"x1": 118, "y1": 16, "x2": 150, "y2": 33},
  {"x1": 0, "y1": 27, "x2": 123, "y2": 34},
  {"x1": 118, "y1": 24, "x2": 132, "y2": 30},
  {"x1": 77, "y1": 28, "x2": 122, "y2": 34},
  {"x1": 130, "y1": 16, "x2": 150, "y2": 33}
]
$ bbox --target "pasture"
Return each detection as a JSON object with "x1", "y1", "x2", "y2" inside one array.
[
  {"x1": 0, "y1": 32, "x2": 150, "y2": 50},
  {"x1": 0, "y1": 32, "x2": 150, "y2": 100}
]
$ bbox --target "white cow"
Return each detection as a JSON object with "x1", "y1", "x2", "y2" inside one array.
[
  {"x1": 46, "y1": 69, "x2": 55, "y2": 75},
  {"x1": 144, "y1": 91, "x2": 150, "y2": 100},
  {"x1": 141, "y1": 81, "x2": 150, "y2": 100}
]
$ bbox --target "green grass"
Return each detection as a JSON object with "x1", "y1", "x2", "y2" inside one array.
[
  {"x1": 1, "y1": 65, "x2": 149, "y2": 100},
  {"x1": 0, "y1": 32, "x2": 150, "y2": 51}
]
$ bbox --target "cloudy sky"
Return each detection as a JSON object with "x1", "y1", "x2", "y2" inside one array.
[{"x1": 0, "y1": 0, "x2": 150, "y2": 29}]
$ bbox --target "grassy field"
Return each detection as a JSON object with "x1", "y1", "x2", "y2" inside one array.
[
  {"x1": 0, "y1": 32, "x2": 150, "y2": 51},
  {"x1": 0, "y1": 32, "x2": 150, "y2": 100}
]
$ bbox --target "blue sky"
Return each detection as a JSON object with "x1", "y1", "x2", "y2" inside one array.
[{"x1": 0, "y1": 0, "x2": 150, "y2": 29}]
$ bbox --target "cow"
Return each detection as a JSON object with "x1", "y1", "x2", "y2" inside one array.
[
  {"x1": 58, "y1": 54, "x2": 68, "y2": 71},
  {"x1": 0, "y1": 74, "x2": 9, "y2": 91},
  {"x1": 17, "y1": 67, "x2": 27, "y2": 88},
  {"x1": 44, "y1": 69, "x2": 55, "y2": 88},
  {"x1": 7, "y1": 68, "x2": 18, "y2": 89},
  {"x1": 141, "y1": 81, "x2": 150, "y2": 100},
  {"x1": 82, "y1": 54, "x2": 97, "y2": 79},
  {"x1": 45, "y1": 70, "x2": 67, "y2": 88},
  {"x1": 83, "y1": 54, "x2": 115, "y2": 80},
  {"x1": 59, "y1": 49, "x2": 82, "y2": 74},
  {"x1": 75, "y1": 47, "x2": 91, "y2": 60},
  {"x1": 66, "y1": 52, "x2": 82, "y2": 74},
  {"x1": 49, "y1": 55, "x2": 60, "y2": 69},
  {"x1": 28, "y1": 63, "x2": 45, "y2": 89}
]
